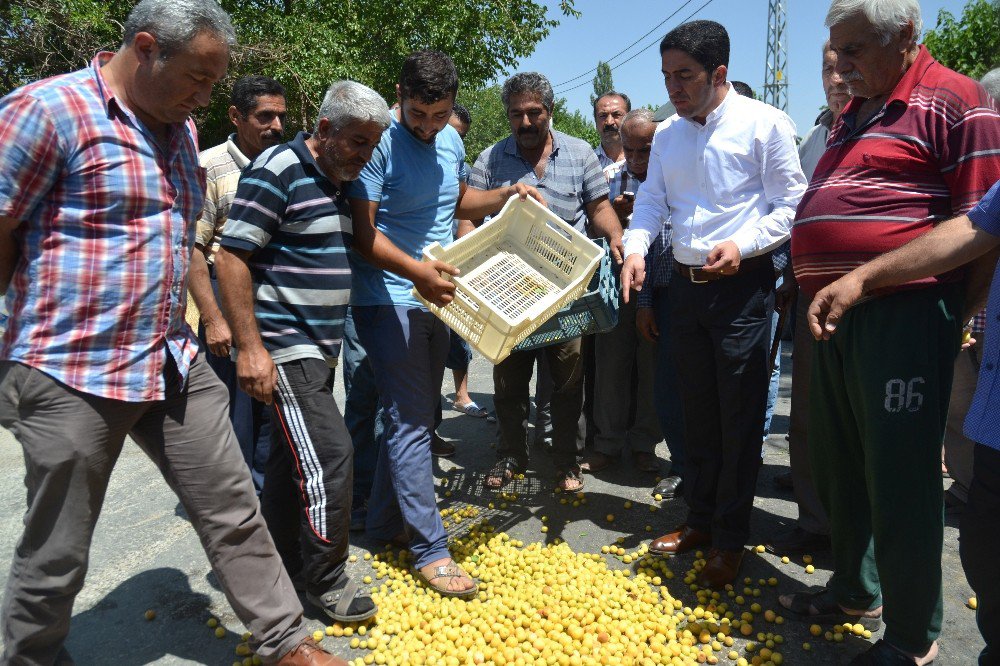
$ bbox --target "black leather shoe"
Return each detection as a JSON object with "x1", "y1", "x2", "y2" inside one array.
[
  {"x1": 652, "y1": 474, "x2": 683, "y2": 499},
  {"x1": 765, "y1": 526, "x2": 831, "y2": 555},
  {"x1": 773, "y1": 471, "x2": 794, "y2": 491},
  {"x1": 431, "y1": 434, "x2": 455, "y2": 457}
]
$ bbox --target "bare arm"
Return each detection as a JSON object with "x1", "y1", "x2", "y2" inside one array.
[
  {"x1": 455, "y1": 181, "x2": 547, "y2": 220},
  {"x1": 808, "y1": 214, "x2": 1000, "y2": 339},
  {"x1": 962, "y1": 246, "x2": 1000, "y2": 323},
  {"x1": 456, "y1": 219, "x2": 476, "y2": 238},
  {"x1": 584, "y1": 195, "x2": 624, "y2": 265},
  {"x1": 0, "y1": 216, "x2": 22, "y2": 293},
  {"x1": 187, "y1": 247, "x2": 232, "y2": 357},
  {"x1": 348, "y1": 198, "x2": 459, "y2": 306},
  {"x1": 214, "y1": 246, "x2": 276, "y2": 404}
]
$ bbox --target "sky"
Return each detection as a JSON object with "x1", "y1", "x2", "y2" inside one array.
[{"x1": 508, "y1": 0, "x2": 971, "y2": 135}]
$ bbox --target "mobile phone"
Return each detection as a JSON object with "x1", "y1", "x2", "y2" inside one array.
[{"x1": 622, "y1": 191, "x2": 635, "y2": 201}]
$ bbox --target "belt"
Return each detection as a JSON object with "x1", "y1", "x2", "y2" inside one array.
[{"x1": 673, "y1": 252, "x2": 772, "y2": 284}]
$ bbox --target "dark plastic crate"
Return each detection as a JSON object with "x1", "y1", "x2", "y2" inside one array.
[{"x1": 513, "y1": 240, "x2": 620, "y2": 352}]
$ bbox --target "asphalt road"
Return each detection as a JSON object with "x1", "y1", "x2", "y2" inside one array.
[{"x1": 0, "y1": 342, "x2": 983, "y2": 664}]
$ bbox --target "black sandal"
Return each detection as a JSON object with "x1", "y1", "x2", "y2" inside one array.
[
  {"x1": 485, "y1": 456, "x2": 521, "y2": 489},
  {"x1": 849, "y1": 639, "x2": 935, "y2": 665},
  {"x1": 780, "y1": 587, "x2": 882, "y2": 630}
]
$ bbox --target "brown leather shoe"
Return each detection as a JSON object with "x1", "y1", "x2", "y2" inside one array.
[
  {"x1": 275, "y1": 637, "x2": 349, "y2": 665},
  {"x1": 648, "y1": 525, "x2": 711, "y2": 555},
  {"x1": 699, "y1": 548, "x2": 745, "y2": 589}
]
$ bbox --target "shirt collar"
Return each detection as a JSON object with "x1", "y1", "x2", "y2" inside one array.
[
  {"x1": 225, "y1": 134, "x2": 251, "y2": 169},
  {"x1": 289, "y1": 131, "x2": 343, "y2": 195},
  {"x1": 705, "y1": 83, "x2": 734, "y2": 124}
]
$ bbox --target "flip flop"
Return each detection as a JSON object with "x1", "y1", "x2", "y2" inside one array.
[
  {"x1": 453, "y1": 400, "x2": 489, "y2": 418},
  {"x1": 416, "y1": 561, "x2": 478, "y2": 598},
  {"x1": 780, "y1": 588, "x2": 882, "y2": 630}
]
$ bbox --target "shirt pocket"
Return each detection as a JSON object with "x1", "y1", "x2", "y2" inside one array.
[{"x1": 538, "y1": 183, "x2": 582, "y2": 225}]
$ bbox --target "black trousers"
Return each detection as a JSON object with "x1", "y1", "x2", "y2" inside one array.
[
  {"x1": 263, "y1": 357, "x2": 353, "y2": 595},
  {"x1": 669, "y1": 257, "x2": 774, "y2": 550},
  {"x1": 960, "y1": 444, "x2": 1000, "y2": 665}
]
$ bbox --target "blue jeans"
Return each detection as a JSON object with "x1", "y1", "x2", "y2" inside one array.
[
  {"x1": 763, "y1": 275, "x2": 783, "y2": 438},
  {"x1": 352, "y1": 305, "x2": 450, "y2": 569},
  {"x1": 201, "y1": 276, "x2": 270, "y2": 494},
  {"x1": 342, "y1": 308, "x2": 382, "y2": 505},
  {"x1": 651, "y1": 288, "x2": 686, "y2": 476}
]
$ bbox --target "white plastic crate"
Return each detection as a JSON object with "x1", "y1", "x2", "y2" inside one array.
[{"x1": 414, "y1": 194, "x2": 603, "y2": 364}]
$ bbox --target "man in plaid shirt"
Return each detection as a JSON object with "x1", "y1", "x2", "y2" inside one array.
[{"x1": 0, "y1": 0, "x2": 344, "y2": 664}]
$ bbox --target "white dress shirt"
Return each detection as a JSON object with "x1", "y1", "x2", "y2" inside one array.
[{"x1": 623, "y1": 86, "x2": 807, "y2": 266}]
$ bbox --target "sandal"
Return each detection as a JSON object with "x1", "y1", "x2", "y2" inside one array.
[
  {"x1": 780, "y1": 588, "x2": 882, "y2": 630},
  {"x1": 485, "y1": 456, "x2": 521, "y2": 490},
  {"x1": 306, "y1": 577, "x2": 377, "y2": 622},
  {"x1": 453, "y1": 400, "x2": 489, "y2": 418},
  {"x1": 849, "y1": 639, "x2": 937, "y2": 665},
  {"x1": 555, "y1": 466, "x2": 585, "y2": 492},
  {"x1": 416, "y1": 560, "x2": 479, "y2": 598}
]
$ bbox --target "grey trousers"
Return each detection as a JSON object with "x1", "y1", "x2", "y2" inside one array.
[
  {"x1": 593, "y1": 297, "x2": 662, "y2": 456},
  {"x1": 788, "y1": 292, "x2": 830, "y2": 535},
  {"x1": 943, "y1": 333, "x2": 981, "y2": 503},
  {"x1": 0, "y1": 355, "x2": 308, "y2": 665}
]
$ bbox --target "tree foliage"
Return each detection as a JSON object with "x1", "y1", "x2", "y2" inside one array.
[
  {"x1": 1, "y1": 0, "x2": 579, "y2": 146},
  {"x1": 923, "y1": 0, "x2": 1000, "y2": 80},
  {"x1": 589, "y1": 60, "x2": 614, "y2": 108}
]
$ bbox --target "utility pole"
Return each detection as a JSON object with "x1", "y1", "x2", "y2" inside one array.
[{"x1": 763, "y1": 0, "x2": 789, "y2": 111}]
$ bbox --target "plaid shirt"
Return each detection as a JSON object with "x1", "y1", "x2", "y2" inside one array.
[
  {"x1": 0, "y1": 53, "x2": 203, "y2": 401},
  {"x1": 636, "y1": 222, "x2": 674, "y2": 308}
]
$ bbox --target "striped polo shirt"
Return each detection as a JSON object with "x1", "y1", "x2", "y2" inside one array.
[
  {"x1": 792, "y1": 46, "x2": 1000, "y2": 297},
  {"x1": 220, "y1": 132, "x2": 352, "y2": 366},
  {"x1": 469, "y1": 129, "x2": 609, "y2": 233}
]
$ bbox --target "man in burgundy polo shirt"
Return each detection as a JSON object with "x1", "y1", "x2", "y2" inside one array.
[{"x1": 783, "y1": 1, "x2": 1000, "y2": 663}]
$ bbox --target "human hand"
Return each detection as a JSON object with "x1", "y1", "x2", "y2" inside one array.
[
  {"x1": 774, "y1": 277, "x2": 797, "y2": 314},
  {"x1": 620, "y1": 254, "x2": 646, "y2": 304},
  {"x1": 807, "y1": 273, "x2": 865, "y2": 340},
  {"x1": 611, "y1": 194, "x2": 634, "y2": 223},
  {"x1": 202, "y1": 315, "x2": 233, "y2": 358},
  {"x1": 237, "y1": 344, "x2": 277, "y2": 404},
  {"x1": 636, "y1": 306, "x2": 659, "y2": 342},
  {"x1": 413, "y1": 260, "x2": 460, "y2": 307},
  {"x1": 702, "y1": 240, "x2": 741, "y2": 275},
  {"x1": 508, "y1": 183, "x2": 547, "y2": 209}
]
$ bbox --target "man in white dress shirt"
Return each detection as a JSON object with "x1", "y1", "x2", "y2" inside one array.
[{"x1": 620, "y1": 19, "x2": 806, "y2": 587}]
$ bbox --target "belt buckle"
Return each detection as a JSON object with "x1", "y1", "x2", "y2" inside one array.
[{"x1": 688, "y1": 267, "x2": 707, "y2": 284}]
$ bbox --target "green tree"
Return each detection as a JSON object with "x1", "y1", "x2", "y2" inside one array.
[
  {"x1": 589, "y1": 60, "x2": 614, "y2": 108},
  {"x1": 1, "y1": 0, "x2": 580, "y2": 146},
  {"x1": 923, "y1": 0, "x2": 1000, "y2": 79}
]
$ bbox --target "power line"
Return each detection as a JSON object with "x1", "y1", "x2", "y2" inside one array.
[
  {"x1": 553, "y1": 0, "x2": 718, "y2": 96},
  {"x1": 551, "y1": 0, "x2": 698, "y2": 88}
]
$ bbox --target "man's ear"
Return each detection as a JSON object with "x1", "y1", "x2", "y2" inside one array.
[
  {"x1": 714, "y1": 65, "x2": 729, "y2": 88},
  {"x1": 228, "y1": 105, "x2": 241, "y2": 128},
  {"x1": 132, "y1": 32, "x2": 159, "y2": 66}
]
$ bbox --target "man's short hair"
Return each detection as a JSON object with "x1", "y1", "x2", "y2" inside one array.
[
  {"x1": 593, "y1": 91, "x2": 632, "y2": 115},
  {"x1": 231, "y1": 76, "x2": 286, "y2": 117},
  {"x1": 825, "y1": 0, "x2": 922, "y2": 46},
  {"x1": 452, "y1": 102, "x2": 472, "y2": 127},
  {"x1": 398, "y1": 50, "x2": 459, "y2": 105},
  {"x1": 501, "y1": 72, "x2": 554, "y2": 113},
  {"x1": 981, "y1": 68, "x2": 1000, "y2": 103},
  {"x1": 316, "y1": 80, "x2": 391, "y2": 134},
  {"x1": 123, "y1": 0, "x2": 236, "y2": 58},
  {"x1": 620, "y1": 109, "x2": 656, "y2": 136},
  {"x1": 730, "y1": 81, "x2": 754, "y2": 98},
  {"x1": 659, "y1": 20, "x2": 730, "y2": 74}
]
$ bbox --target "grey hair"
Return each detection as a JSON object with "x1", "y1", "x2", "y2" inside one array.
[
  {"x1": 123, "y1": 0, "x2": 235, "y2": 57},
  {"x1": 825, "y1": 0, "x2": 922, "y2": 46},
  {"x1": 315, "y1": 80, "x2": 390, "y2": 133},
  {"x1": 982, "y1": 68, "x2": 1000, "y2": 104},
  {"x1": 502, "y1": 72, "x2": 554, "y2": 113},
  {"x1": 620, "y1": 109, "x2": 657, "y2": 135}
]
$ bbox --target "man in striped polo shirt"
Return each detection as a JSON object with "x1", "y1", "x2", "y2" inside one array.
[
  {"x1": 784, "y1": 1, "x2": 1000, "y2": 662},
  {"x1": 215, "y1": 80, "x2": 390, "y2": 624}
]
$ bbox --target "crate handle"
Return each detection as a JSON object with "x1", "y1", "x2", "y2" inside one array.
[{"x1": 544, "y1": 219, "x2": 574, "y2": 243}]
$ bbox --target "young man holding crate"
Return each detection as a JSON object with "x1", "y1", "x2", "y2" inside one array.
[
  {"x1": 347, "y1": 50, "x2": 543, "y2": 597},
  {"x1": 469, "y1": 71, "x2": 625, "y2": 493}
]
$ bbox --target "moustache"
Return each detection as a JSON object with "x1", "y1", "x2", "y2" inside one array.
[
  {"x1": 842, "y1": 71, "x2": 863, "y2": 83},
  {"x1": 518, "y1": 128, "x2": 539, "y2": 136}
]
